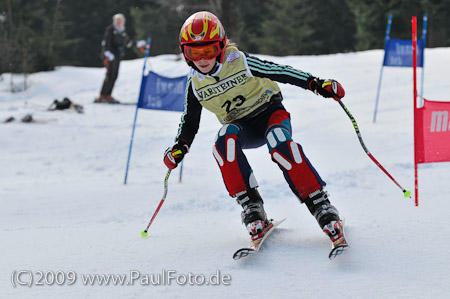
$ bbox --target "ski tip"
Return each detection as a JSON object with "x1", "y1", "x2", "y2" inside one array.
[
  {"x1": 270, "y1": 218, "x2": 287, "y2": 225},
  {"x1": 328, "y1": 244, "x2": 349, "y2": 259},
  {"x1": 233, "y1": 248, "x2": 255, "y2": 260},
  {"x1": 232, "y1": 218, "x2": 286, "y2": 260}
]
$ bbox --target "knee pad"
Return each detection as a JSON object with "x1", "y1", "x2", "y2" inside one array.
[
  {"x1": 266, "y1": 126, "x2": 293, "y2": 153},
  {"x1": 213, "y1": 123, "x2": 240, "y2": 165},
  {"x1": 213, "y1": 124, "x2": 258, "y2": 196},
  {"x1": 267, "y1": 127, "x2": 304, "y2": 171}
]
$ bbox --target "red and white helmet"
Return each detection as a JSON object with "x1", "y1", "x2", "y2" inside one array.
[{"x1": 179, "y1": 11, "x2": 227, "y2": 65}]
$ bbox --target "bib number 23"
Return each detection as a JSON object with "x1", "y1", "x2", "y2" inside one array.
[{"x1": 221, "y1": 95, "x2": 246, "y2": 113}]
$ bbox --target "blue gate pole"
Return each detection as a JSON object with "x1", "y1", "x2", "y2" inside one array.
[
  {"x1": 373, "y1": 14, "x2": 392, "y2": 123},
  {"x1": 420, "y1": 14, "x2": 427, "y2": 106},
  {"x1": 124, "y1": 37, "x2": 152, "y2": 184}
]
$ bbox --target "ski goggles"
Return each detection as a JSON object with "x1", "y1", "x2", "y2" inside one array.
[{"x1": 183, "y1": 42, "x2": 221, "y2": 61}]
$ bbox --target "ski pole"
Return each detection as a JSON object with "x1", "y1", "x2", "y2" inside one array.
[
  {"x1": 141, "y1": 169, "x2": 172, "y2": 237},
  {"x1": 338, "y1": 100, "x2": 411, "y2": 198}
]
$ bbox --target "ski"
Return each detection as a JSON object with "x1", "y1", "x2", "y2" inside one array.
[
  {"x1": 233, "y1": 218, "x2": 286, "y2": 260},
  {"x1": 328, "y1": 219, "x2": 349, "y2": 259},
  {"x1": 93, "y1": 98, "x2": 136, "y2": 105},
  {"x1": 3, "y1": 114, "x2": 57, "y2": 124},
  {"x1": 116, "y1": 102, "x2": 137, "y2": 106},
  {"x1": 94, "y1": 101, "x2": 137, "y2": 105}
]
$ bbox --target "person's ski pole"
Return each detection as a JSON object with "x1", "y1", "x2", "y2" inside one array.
[
  {"x1": 141, "y1": 169, "x2": 171, "y2": 237},
  {"x1": 338, "y1": 100, "x2": 411, "y2": 198}
]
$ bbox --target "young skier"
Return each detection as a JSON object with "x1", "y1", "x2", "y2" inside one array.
[
  {"x1": 164, "y1": 11, "x2": 347, "y2": 251},
  {"x1": 96, "y1": 13, "x2": 145, "y2": 104}
]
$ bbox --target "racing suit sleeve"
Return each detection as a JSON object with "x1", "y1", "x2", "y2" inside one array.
[
  {"x1": 175, "y1": 78, "x2": 203, "y2": 147},
  {"x1": 244, "y1": 52, "x2": 316, "y2": 90}
]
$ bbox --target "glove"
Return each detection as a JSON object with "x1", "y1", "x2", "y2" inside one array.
[
  {"x1": 310, "y1": 78, "x2": 345, "y2": 101},
  {"x1": 164, "y1": 140, "x2": 189, "y2": 169},
  {"x1": 136, "y1": 40, "x2": 146, "y2": 48},
  {"x1": 136, "y1": 40, "x2": 147, "y2": 54},
  {"x1": 104, "y1": 50, "x2": 115, "y2": 61}
]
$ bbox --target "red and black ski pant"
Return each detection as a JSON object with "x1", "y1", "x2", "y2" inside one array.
[{"x1": 212, "y1": 102, "x2": 325, "y2": 201}]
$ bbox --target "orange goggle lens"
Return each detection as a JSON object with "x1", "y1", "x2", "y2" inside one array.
[{"x1": 184, "y1": 43, "x2": 220, "y2": 61}]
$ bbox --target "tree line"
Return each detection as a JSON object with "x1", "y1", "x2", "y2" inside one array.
[{"x1": 1, "y1": 0, "x2": 449, "y2": 75}]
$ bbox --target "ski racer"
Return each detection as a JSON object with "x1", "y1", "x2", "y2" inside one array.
[{"x1": 164, "y1": 11, "x2": 347, "y2": 249}]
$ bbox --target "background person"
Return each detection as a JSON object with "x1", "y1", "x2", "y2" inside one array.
[{"x1": 96, "y1": 13, "x2": 146, "y2": 104}]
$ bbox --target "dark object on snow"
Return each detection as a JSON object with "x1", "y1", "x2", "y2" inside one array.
[
  {"x1": 48, "y1": 97, "x2": 84, "y2": 113},
  {"x1": 3, "y1": 114, "x2": 56, "y2": 124},
  {"x1": 21, "y1": 114, "x2": 33, "y2": 123},
  {"x1": 50, "y1": 97, "x2": 71, "y2": 110},
  {"x1": 3, "y1": 116, "x2": 15, "y2": 123}
]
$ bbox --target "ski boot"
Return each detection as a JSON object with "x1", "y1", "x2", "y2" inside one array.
[
  {"x1": 236, "y1": 188, "x2": 271, "y2": 240},
  {"x1": 105, "y1": 96, "x2": 120, "y2": 104},
  {"x1": 304, "y1": 189, "x2": 349, "y2": 256},
  {"x1": 322, "y1": 219, "x2": 346, "y2": 246},
  {"x1": 95, "y1": 95, "x2": 120, "y2": 104},
  {"x1": 94, "y1": 95, "x2": 107, "y2": 103}
]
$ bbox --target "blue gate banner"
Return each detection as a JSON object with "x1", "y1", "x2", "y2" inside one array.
[
  {"x1": 138, "y1": 71, "x2": 187, "y2": 112},
  {"x1": 383, "y1": 38, "x2": 424, "y2": 67}
]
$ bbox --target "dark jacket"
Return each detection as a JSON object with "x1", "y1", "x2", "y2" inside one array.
[{"x1": 101, "y1": 24, "x2": 133, "y2": 59}]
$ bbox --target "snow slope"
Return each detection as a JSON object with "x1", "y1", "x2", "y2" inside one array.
[{"x1": 1, "y1": 48, "x2": 450, "y2": 299}]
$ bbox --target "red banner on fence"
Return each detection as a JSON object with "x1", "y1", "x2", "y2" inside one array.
[
  {"x1": 415, "y1": 99, "x2": 450, "y2": 164},
  {"x1": 413, "y1": 16, "x2": 450, "y2": 205}
]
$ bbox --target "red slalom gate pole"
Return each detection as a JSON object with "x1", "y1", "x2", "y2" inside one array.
[{"x1": 412, "y1": 16, "x2": 419, "y2": 206}]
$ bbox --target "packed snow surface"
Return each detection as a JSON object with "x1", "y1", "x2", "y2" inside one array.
[{"x1": 1, "y1": 48, "x2": 450, "y2": 298}]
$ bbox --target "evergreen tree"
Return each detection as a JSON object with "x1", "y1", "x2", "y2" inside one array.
[
  {"x1": 255, "y1": 0, "x2": 355, "y2": 56},
  {"x1": 1, "y1": 0, "x2": 450, "y2": 74},
  {"x1": 256, "y1": 0, "x2": 317, "y2": 55},
  {"x1": 130, "y1": 0, "x2": 184, "y2": 56},
  {"x1": 387, "y1": 0, "x2": 425, "y2": 40},
  {"x1": 421, "y1": 0, "x2": 450, "y2": 46},
  {"x1": 347, "y1": 0, "x2": 390, "y2": 51},
  {"x1": 232, "y1": 0, "x2": 266, "y2": 53}
]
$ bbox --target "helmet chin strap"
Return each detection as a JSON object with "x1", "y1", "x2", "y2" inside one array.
[{"x1": 207, "y1": 61, "x2": 220, "y2": 75}]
